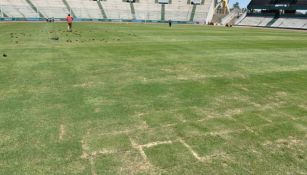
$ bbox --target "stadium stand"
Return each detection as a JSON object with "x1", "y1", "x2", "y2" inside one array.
[
  {"x1": 238, "y1": 16, "x2": 275, "y2": 27},
  {"x1": 134, "y1": 0, "x2": 161, "y2": 21},
  {"x1": 66, "y1": 0, "x2": 101, "y2": 19},
  {"x1": 234, "y1": 11, "x2": 247, "y2": 25},
  {"x1": 194, "y1": 0, "x2": 215, "y2": 23},
  {"x1": 30, "y1": 0, "x2": 68, "y2": 18},
  {"x1": 1, "y1": 0, "x2": 38, "y2": 18},
  {"x1": 62, "y1": 0, "x2": 77, "y2": 18},
  {"x1": 271, "y1": 17, "x2": 307, "y2": 28},
  {"x1": 96, "y1": 0, "x2": 107, "y2": 19},
  {"x1": 0, "y1": 0, "x2": 214, "y2": 23},
  {"x1": 165, "y1": 0, "x2": 192, "y2": 21},
  {"x1": 102, "y1": 0, "x2": 132, "y2": 20},
  {"x1": 0, "y1": 8, "x2": 8, "y2": 17},
  {"x1": 129, "y1": 2, "x2": 136, "y2": 20},
  {"x1": 25, "y1": 0, "x2": 44, "y2": 18},
  {"x1": 237, "y1": 0, "x2": 307, "y2": 29},
  {"x1": 220, "y1": 8, "x2": 240, "y2": 25}
]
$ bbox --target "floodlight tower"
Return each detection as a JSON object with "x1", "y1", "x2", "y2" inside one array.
[{"x1": 215, "y1": 0, "x2": 230, "y2": 14}]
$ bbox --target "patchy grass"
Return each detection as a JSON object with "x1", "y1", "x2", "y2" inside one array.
[{"x1": 0, "y1": 22, "x2": 307, "y2": 174}]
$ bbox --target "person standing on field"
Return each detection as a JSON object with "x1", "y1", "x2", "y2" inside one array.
[{"x1": 66, "y1": 14, "x2": 73, "y2": 32}]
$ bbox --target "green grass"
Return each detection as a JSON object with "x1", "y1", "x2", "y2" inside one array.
[{"x1": 0, "y1": 22, "x2": 307, "y2": 175}]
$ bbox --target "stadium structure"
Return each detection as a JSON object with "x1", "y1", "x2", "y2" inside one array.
[
  {"x1": 0, "y1": 0, "x2": 217, "y2": 23},
  {"x1": 1, "y1": 0, "x2": 306, "y2": 29},
  {"x1": 236, "y1": 0, "x2": 307, "y2": 29}
]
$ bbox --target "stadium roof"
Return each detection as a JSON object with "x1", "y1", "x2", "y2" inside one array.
[
  {"x1": 248, "y1": 0, "x2": 307, "y2": 10},
  {"x1": 229, "y1": 0, "x2": 250, "y2": 8}
]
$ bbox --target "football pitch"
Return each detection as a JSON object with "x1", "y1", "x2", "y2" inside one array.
[{"x1": 0, "y1": 22, "x2": 307, "y2": 174}]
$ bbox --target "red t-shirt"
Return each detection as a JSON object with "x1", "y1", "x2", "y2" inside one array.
[{"x1": 66, "y1": 16, "x2": 73, "y2": 23}]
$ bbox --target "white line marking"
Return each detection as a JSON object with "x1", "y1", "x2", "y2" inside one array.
[
  {"x1": 141, "y1": 140, "x2": 173, "y2": 148},
  {"x1": 90, "y1": 157, "x2": 97, "y2": 175},
  {"x1": 129, "y1": 138, "x2": 148, "y2": 161},
  {"x1": 179, "y1": 138, "x2": 204, "y2": 161},
  {"x1": 59, "y1": 124, "x2": 65, "y2": 140}
]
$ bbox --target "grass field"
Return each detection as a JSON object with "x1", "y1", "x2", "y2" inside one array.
[{"x1": 0, "y1": 22, "x2": 307, "y2": 175}]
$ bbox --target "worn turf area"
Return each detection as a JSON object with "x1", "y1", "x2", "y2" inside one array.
[{"x1": 0, "y1": 22, "x2": 307, "y2": 174}]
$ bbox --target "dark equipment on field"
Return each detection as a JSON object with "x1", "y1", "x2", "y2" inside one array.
[{"x1": 51, "y1": 36, "x2": 59, "y2": 40}]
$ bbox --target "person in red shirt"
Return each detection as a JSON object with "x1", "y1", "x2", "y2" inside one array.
[{"x1": 66, "y1": 14, "x2": 73, "y2": 32}]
